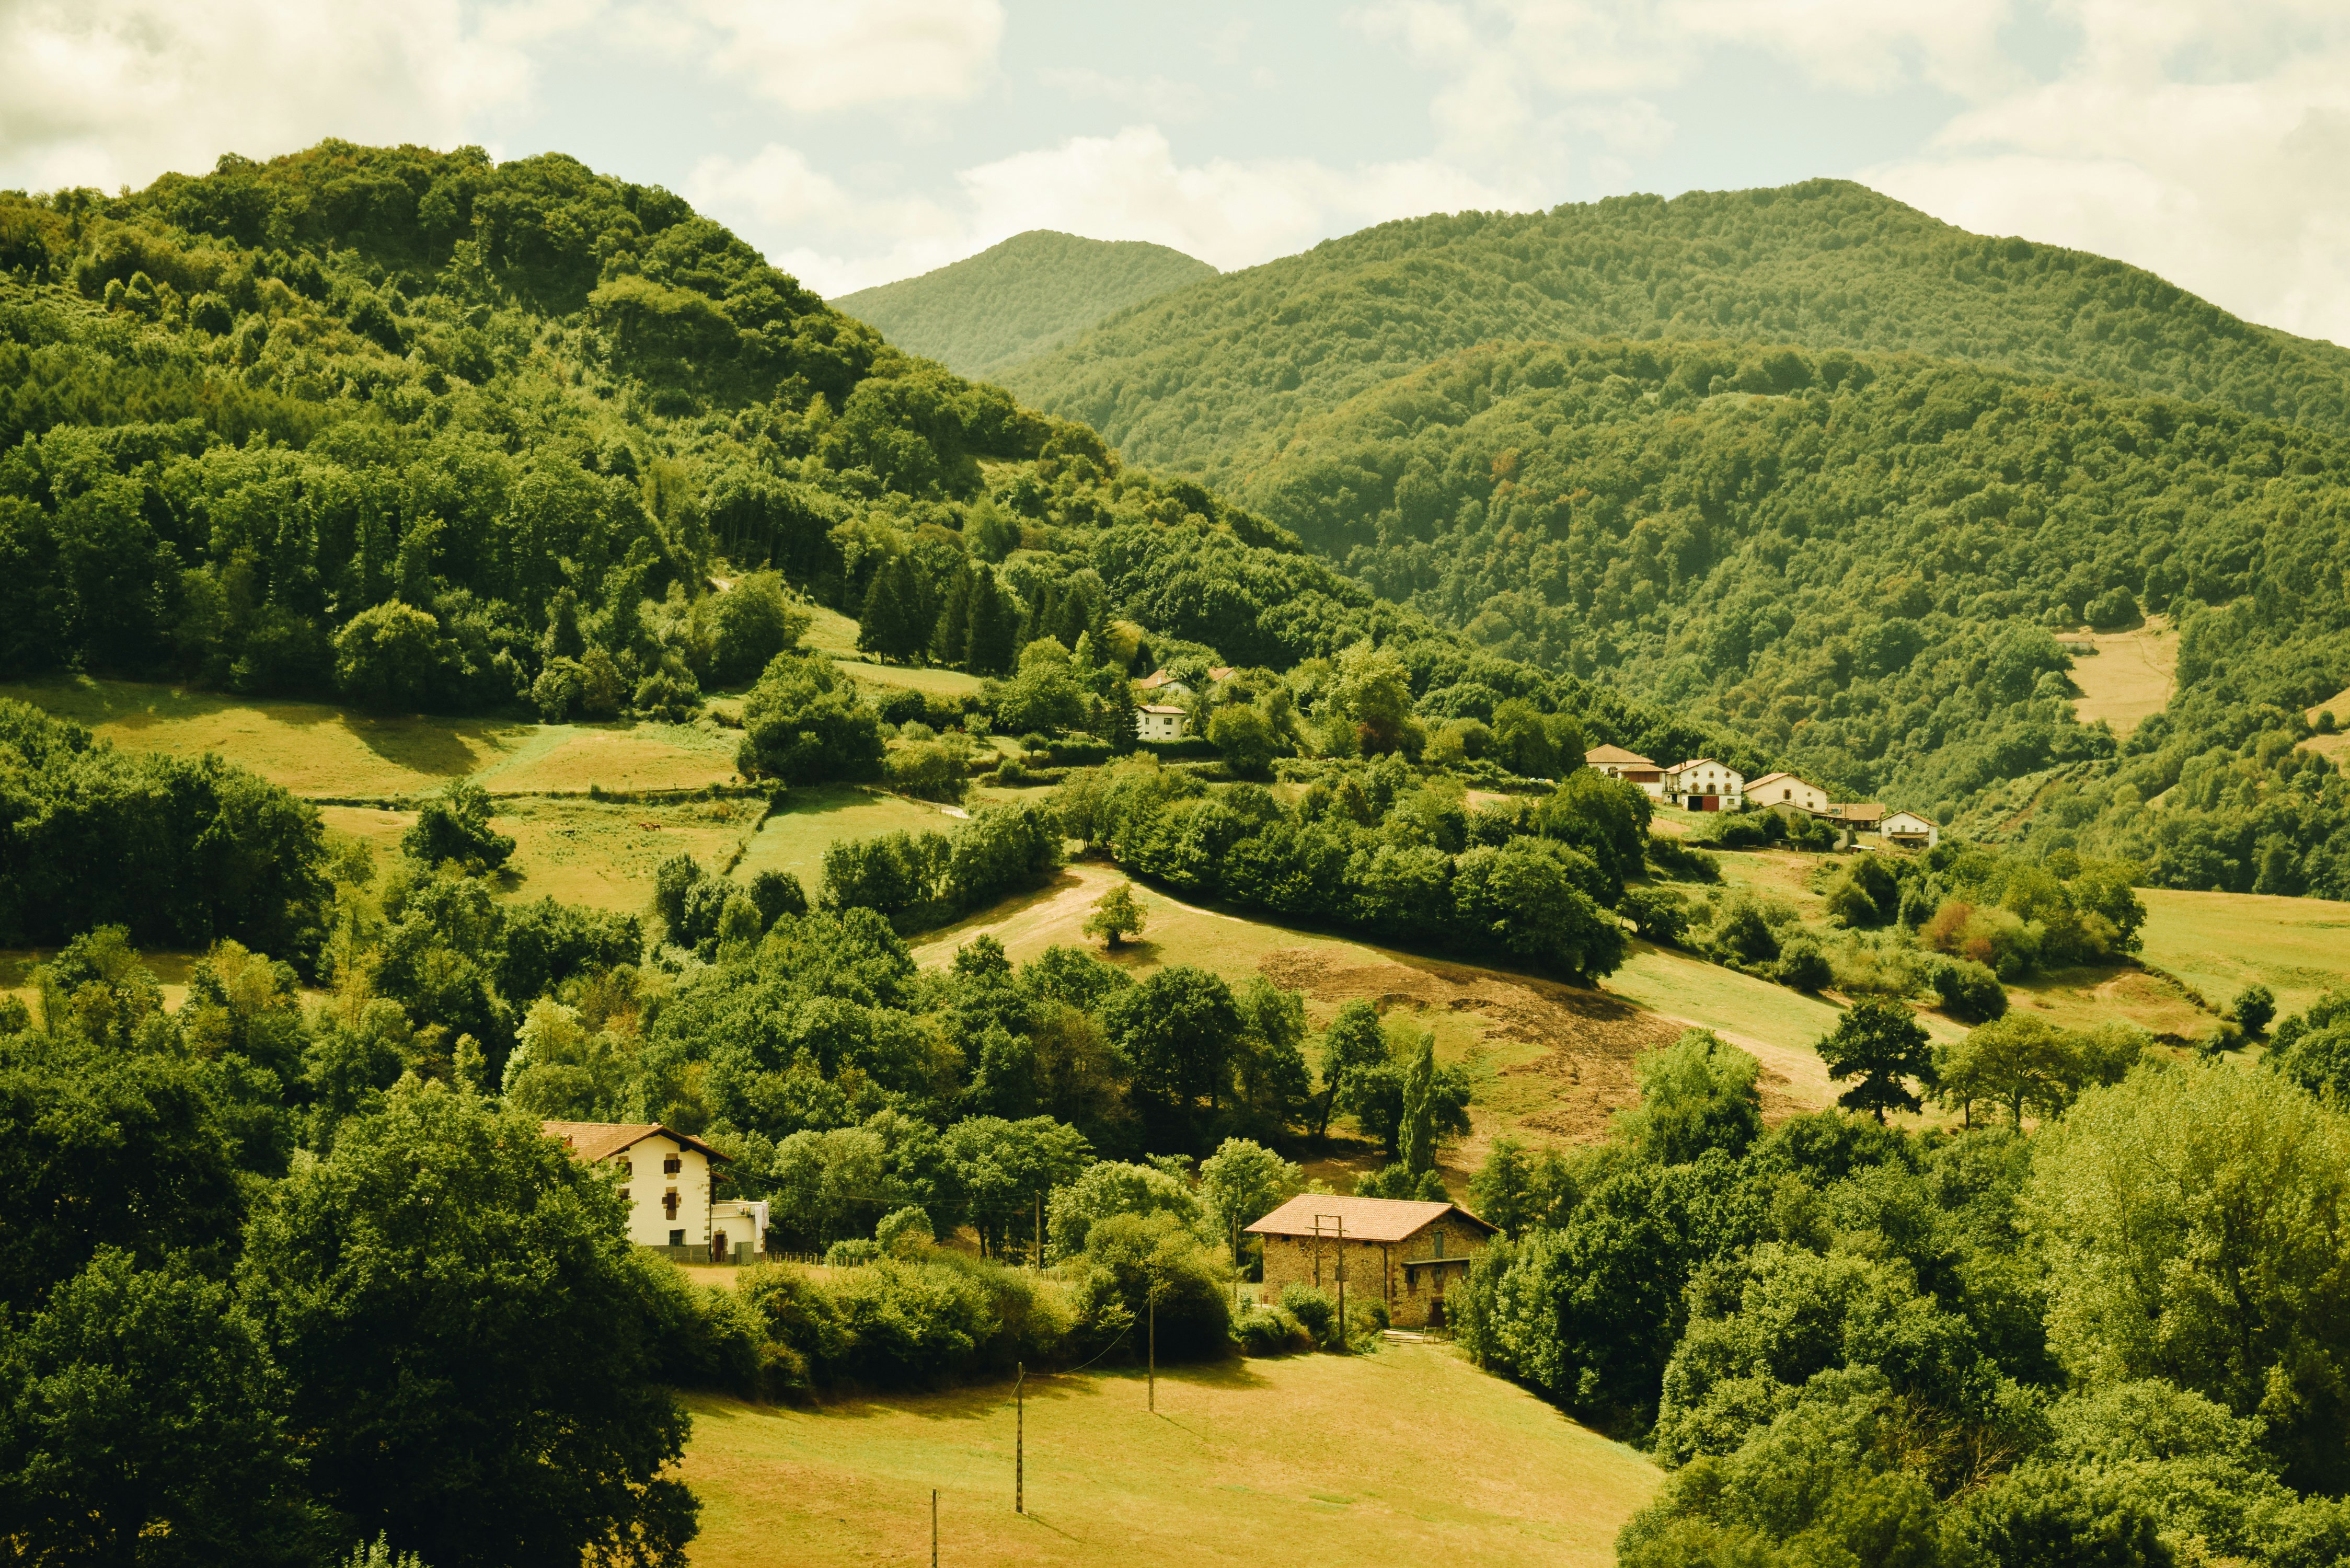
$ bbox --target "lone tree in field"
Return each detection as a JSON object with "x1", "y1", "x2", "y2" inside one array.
[
  {"x1": 1816, "y1": 998, "x2": 1935, "y2": 1122},
  {"x1": 1082, "y1": 882, "x2": 1145, "y2": 950}
]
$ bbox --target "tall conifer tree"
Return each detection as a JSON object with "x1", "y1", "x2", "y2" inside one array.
[
  {"x1": 931, "y1": 561, "x2": 974, "y2": 667},
  {"x1": 966, "y1": 566, "x2": 1017, "y2": 676}
]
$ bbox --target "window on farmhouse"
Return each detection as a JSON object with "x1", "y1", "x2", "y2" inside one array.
[
  {"x1": 619, "y1": 1189, "x2": 630, "y2": 1202},
  {"x1": 663, "y1": 1155, "x2": 682, "y2": 1175},
  {"x1": 663, "y1": 1189, "x2": 679, "y2": 1219},
  {"x1": 1433, "y1": 1228, "x2": 1446, "y2": 1258},
  {"x1": 619, "y1": 1159, "x2": 632, "y2": 1177}
]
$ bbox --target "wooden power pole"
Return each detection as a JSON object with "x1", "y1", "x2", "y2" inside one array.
[{"x1": 1015, "y1": 1363, "x2": 1026, "y2": 1515}]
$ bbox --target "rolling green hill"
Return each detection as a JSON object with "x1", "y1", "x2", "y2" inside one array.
[
  {"x1": 1242, "y1": 335, "x2": 2350, "y2": 893},
  {"x1": 834, "y1": 229, "x2": 1215, "y2": 379},
  {"x1": 1003, "y1": 180, "x2": 2350, "y2": 487},
  {"x1": 0, "y1": 141, "x2": 1759, "y2": 786}
]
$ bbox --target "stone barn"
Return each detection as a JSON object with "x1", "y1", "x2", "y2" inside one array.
[{"x1": 1245, "y1": 1195, "x2": 1498, "y2": 1330}]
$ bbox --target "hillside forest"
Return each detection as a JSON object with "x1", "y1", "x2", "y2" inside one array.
[{"x1": 6, "y1": 139, "x2": 2350, "y2": 1568}]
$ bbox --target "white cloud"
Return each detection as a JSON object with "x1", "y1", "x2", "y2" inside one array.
[
  {"x1": 0, "y1": 0, "x2": 544, "y2": 192},
  {"x1": 692, "y1": 0, "x2": 1003, "y2": 115},
  {"x1": 691, "y1": 125, "x2": 1528, "y2": 297},
  {"x1": 1038, "y1": 67, "x2": 1212, "y2": 122},
  {"x1": 1867, "y1": 5, "x2": 2350, "y2": 344}
]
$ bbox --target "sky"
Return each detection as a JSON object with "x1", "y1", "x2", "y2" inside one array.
[{"x1": 3, "y1": 0, "x2": 2347, "y2": 344}]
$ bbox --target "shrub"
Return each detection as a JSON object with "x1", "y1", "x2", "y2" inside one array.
[
  {"x1": 824, "y1": 1239, "x2": 880, "y2": 1266},
  {"x1": 631, "y1": 1254, "x2": 766, "y2": 1396},
  {"x1": 1646, "y1": 835, "x2": 1722, "y2": 882},
  {"x1": 632, "y1": 667, "x2": 702, "y2": 723},
  {"x1": 1280, "y1": 1283, "x2": 1337, "y2": 1346},
  {"x1": 883, "y1": 739, "x2": 970, "y2": 802},
  {"x1": 1073, "y1": 1212, "x2": 1232, "y2": 1361},
  {"x1": 1620, "y1": 886, "x2": 1690, "y2": 946},
  {"x1": 1234, "y1": 1303, "x2": 1314, "y2": 1356},
  {"x1": 2232, "y1": 982, "x2": 2277, "y2": 1037},
  {"x1": 1773, "y1": 936, "x2": 1834, "y2": 991},
  {"x1": 1932, "y1": 958, "x2": 2010, "y2": 1023},
  {"x1": 1693, "y1": 811, "x2": 1780, "y2": 849}
]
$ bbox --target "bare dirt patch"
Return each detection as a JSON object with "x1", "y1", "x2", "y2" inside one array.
[
  {"x1": 2067, "y1": 617, "x2": 2176, "y2": 735},
  {"x1": 1258, "y1": 947, "x2": 1719, "y2": 1144}
]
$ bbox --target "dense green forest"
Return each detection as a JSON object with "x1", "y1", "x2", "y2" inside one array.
[
  {"x1": 1242, "y1": 337, "x2": 2350, "y2": 894},
  {"x1": 835, "y1": 229, "x2": 1215, "y2": 379},
  {"x1": 0, "y1": 140, "x2": 1753, "y2": 775},
  {"x1": 1457, "y1": 1022, "x2": 2350, "y2": 1567},
  {"x1": 1004, "y1": 179, "x2": 2350, "y2": 486}
]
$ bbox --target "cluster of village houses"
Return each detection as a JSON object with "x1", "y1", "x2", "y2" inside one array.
[
  {"x1": 1583, "y1": 745, "x2": 1941, "y2": 847},
  {"x1": 1129, "y1": 668, "x2": 1938, "y2": 848}
]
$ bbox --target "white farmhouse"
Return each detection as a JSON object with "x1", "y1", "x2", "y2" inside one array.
[
  {"x1": 1881, "y1": 810, "x2": 1941, "y2": 848},
  {"x1": 1137, "y1": 704, "x2": 1187, "y2": 741},
  {"x1": 1747, "y1": 771, "x2": 1829, "y2": 815},
  {"x1": 1661, "y1": 758, "x2": 1745, "y2": 810},
  {"x1": 544, "y1": 1121, "x2": 763, "y2": 1262},
  {"x1": 1585, "y1": 744, "x2": 1666, "y2": 797}
]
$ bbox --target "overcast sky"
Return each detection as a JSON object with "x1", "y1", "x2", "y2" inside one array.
[{"x1": 4, "y1": 1, "x2": 2347, "y2": 343}]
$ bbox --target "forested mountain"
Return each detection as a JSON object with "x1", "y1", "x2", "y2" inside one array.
[
  {"x1": 1003, "y1": 180, "x2": 2350, "y2": 486},
  {"x1": 0, "y1": 141, "x2": 1751, "y2": 771},
  {"x1": 1242, "y1": 336, "x2": 2350, "y2": 893},
  {"x1": 835, "y1": 229, "x2": 1215, "y2": 379}
]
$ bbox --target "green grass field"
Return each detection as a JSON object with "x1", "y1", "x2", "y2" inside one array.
[
  {"x1": 729, "y1": 785, "x2": 970, "y2": 895},
  {"x1": 1, "y1": 675, "x2": 740, "y2": 799},
  {"x1": 2138, "y1": 887, "x2": 2350, "y2": 1018},
  {"x1": 317, "y1": 795, "x2": 768, "y2": 913},
  {"x1": 675, "y1": 1343, "x2": 1657, "y2": 1568}
]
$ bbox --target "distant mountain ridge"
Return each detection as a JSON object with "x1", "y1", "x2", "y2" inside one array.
[
  {"x1": 1001, "y1": 179, "x2": 2350, "y2": 486},
  {"x1": 833, "y1": 230, "x2": 1215, "y2": 379}
]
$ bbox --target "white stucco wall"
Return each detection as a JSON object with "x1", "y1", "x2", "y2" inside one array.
[{"x1": 606, "y1": 1134, "x2": 712, "y2": 1248}]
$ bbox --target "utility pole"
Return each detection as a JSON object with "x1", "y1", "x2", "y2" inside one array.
[
  {"x1": 1314, "y1": 1213, "x2": 1347, "y2": 1351},
  {"x1": 1336, "y1": 1215, "x2": 1346, "y2": 1352},
  {"x1": 1231, "y1": 1213, "x2": 1241, "y2": 1309},
  {"x1": 1148, "y1": 1276, "x2": 1157, "y2": 1412},
  {"x1": 930, "y1": 1488, "x2": 938, "y2": 1568},
  {"x1": 1015, "y1": 1363, "x2": 1026, "y2": 1515},
  {"x1": 1035, "y1": 1191, "x2": 1043, "y2": 1270}
]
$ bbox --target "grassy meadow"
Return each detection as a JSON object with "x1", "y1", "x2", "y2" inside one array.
[
  {"x1": 674, "y1": 1342, "x2": 1657, "y2": 1568},
  {"x1": 2138, "y1": 887, "x2": 2350, "y2": 1018},
  {"x1": 0, "y1": 675, "x2": 741, "y2": 800},
  {"x1": 729, "y1": 785, "x2": 971, "y2": 894}
]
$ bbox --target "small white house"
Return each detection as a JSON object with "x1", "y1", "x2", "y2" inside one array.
[
  {"x1": 1748, "y1": 771, "x2": 1829, "y2": 815},
  {"x1": 1882, "y1": 810, "x2": 1940, "y2": 848},
  {"x1": 1585, "y1": 744, "x2": 1666, "y2": 797},
  {"x1": 1661, "y1": 758, "x2": 1745, "y2": 810},
  {"x1": 1136, "y1": 670, "x2": 1194, "y2": 700},
  {"x1": 544, "y1": 1121, "x2": 735, "y2": 1258},
  {"x1": 1137, "y1": 704, "x2": 1187, "y2": 741}
]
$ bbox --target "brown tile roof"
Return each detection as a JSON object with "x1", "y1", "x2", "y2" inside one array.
[
  {"x1": 1747, "y1": 771, "x2": 1811, "y2": 791},
  {"x1": 1208, "y1": 666, "x2": 1235, "y2": 682},
  {"x1": 1834, "y1": 802, "x2": 1887, "y2": 824},
  {"x1": 1242, "y1": 1194, "x2": 1495, "y2": 1243},
  {"x1": 1583, "y1": 744, "x2": 1657, "y2": 768},
  {"x1": 542, "y1": 1121, "x2": 729, "y2": 1163},
  {"x1": 1138, "y1": 704, "x2": 1185, "y2": 715},
  {"x1": 1136, "y1": 670, "x2": 1183, "y2": 689}
]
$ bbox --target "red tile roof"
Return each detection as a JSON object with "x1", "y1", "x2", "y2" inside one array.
[
  {"x1": 1242, "y1": 1194, "x2": 1495, "y2": 1243},
  {"x1": 1583, "y1": 744, "x2": 1657, "y2": 768},
  {"x1": 542, "y1": 1121, "x2": 729, "y2": 1164}
]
